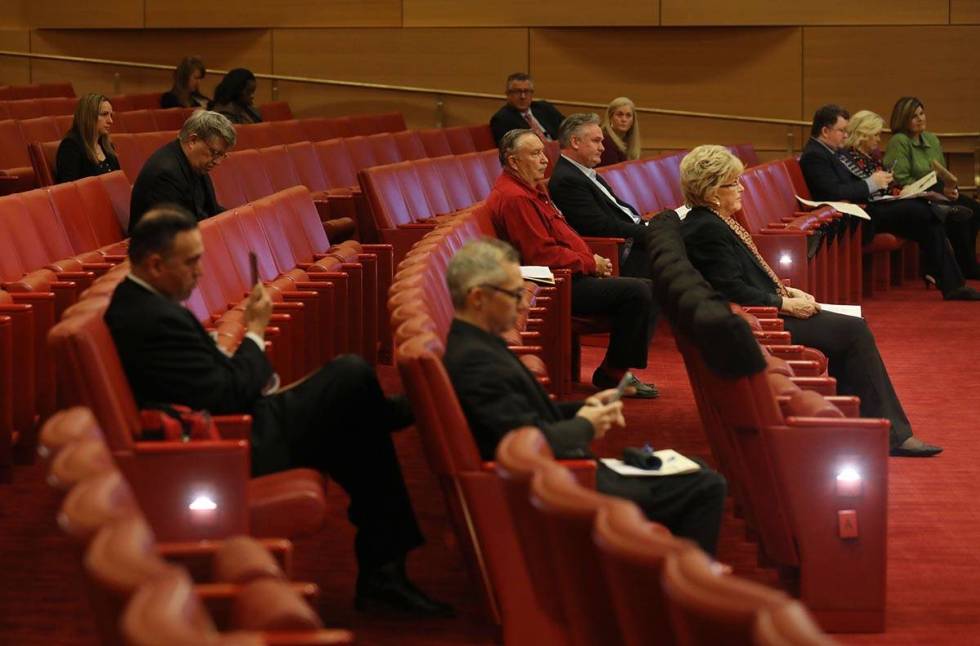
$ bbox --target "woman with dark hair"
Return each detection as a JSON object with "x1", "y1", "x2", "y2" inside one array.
[
  {"x1": 55, "y1": 93, "x2": 120, "y2": 183},
  {"x1": 208, "y1": 68, "x2": 262, "y2": 125},
  {"x1": 884, "y1": 97, "x2": 980, "y2": 278},
  {"x1": 160, "y1": 56, "x2": 210, "y2": 109}
]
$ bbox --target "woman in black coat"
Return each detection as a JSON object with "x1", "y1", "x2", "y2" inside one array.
[{"x1": 678, "y1": 144, "x2": 943, "y2": 457}]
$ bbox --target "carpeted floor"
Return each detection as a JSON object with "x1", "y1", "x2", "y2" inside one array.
[{"x1": 1, "y1": 280, "x2": 977, "y2": 644}]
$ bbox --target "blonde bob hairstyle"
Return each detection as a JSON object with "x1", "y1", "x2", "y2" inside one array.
[
  {"x1": 601, "y1": 97, "x2": 641, "y2": 161},
  {"x1": 679, "y1": 145, "x2": 744, "y2": 208},
  {"x1": 844, "y1": 110, "x2": 885, "y2": 151}
]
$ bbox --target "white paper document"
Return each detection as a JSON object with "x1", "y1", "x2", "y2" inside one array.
[
  {"x1": 818, "y1": 303, "x2": 862, "y2": 318},
  {"x1": 796, "y1": 196, "x2": 870, "y2": 220},
  {"x1": 899, "y1": 171, "x2": 937, "y2": 198},
  {"x1": 601, "y1": 450, "x2": 702, "y2": 477},
  {"x1": 520, "y1": 266, "x2": 555, "y2": 285}
]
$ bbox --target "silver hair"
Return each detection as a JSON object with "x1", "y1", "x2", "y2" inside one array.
[
  {"x1": 558, "y1": 112, "x2": 601, "y2": 148},
  {"x1": 446, "y1": 238, "x2": 520, "y2": 308},
  {"x1": 178, "y1": 109, "x2": 237, "y2": 147},
  {"x1": 498, "y1": 128, "x2": 537, "y2": 167}
]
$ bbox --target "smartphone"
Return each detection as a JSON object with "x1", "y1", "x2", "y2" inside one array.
[
  {"x1": 248, "y1": 251, "x2": 259, "y2": 287},
  {"x1": 607, "y1": 371, "x2": 633, "y2": 403}
]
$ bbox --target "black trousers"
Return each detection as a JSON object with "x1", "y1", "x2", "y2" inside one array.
[
  {"x1": 948, "y1": 194, "x2": 980, "y2": 277},
  {"x1": 252, "y1": 355, "x2": 424, "y2": 571},
  {"x1": 571, "y1": 275, "x2": 655, "y2": 370},
  {"x1": 867, "y1": 199, "x2": 964, "y2": 293},
  {"x1": 597, "y1": 460, "x2": 727, "y2": 555},
  {"x1": 781, "y1": 311, "x2": 913, "y2": 449}
]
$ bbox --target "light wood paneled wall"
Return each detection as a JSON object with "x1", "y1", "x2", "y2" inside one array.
[
  {"x1": 2, "y1": 4, "x2": 978, "y2": 159},
  {"x1": 145, "y1": 0, "x2": 401, "y2": 29},
  {"x1": 803, "y1": 26, "x2": 980, "y2": 134},
  {"x1": 403, "y1": 0, "x2": 658, "y2": 27},
  {"x1": 662, "y1": 0, "x2": 948, "y2": 26},
  {"x1": 0, "y1": 30, "x2": 30, "y2": 85}
]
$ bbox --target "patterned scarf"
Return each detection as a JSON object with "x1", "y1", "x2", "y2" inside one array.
[{"x1": 714, "y1": 210, "x2": 790, "y2": 297}]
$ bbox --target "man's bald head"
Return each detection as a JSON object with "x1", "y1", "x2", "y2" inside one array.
[{"x1": 128, "y1": 206, "x2": 204, "y2": 302}]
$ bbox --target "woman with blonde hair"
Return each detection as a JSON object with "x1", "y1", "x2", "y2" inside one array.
[
  {"x1": 55, "y1": 93, "x2": 120, "y2": 183},
  {"x1": 599, "y1": 97, "x2": 641, "y2": 166},
  {"x1": 678, "y1": 144, "x2": 944, "y2": 457},
  {"x1": 837, "y1": 110, "x2": 975, "y2": 294},
  {"x1": 160, "y1": 56, "x2": 210, "y2": 109}
]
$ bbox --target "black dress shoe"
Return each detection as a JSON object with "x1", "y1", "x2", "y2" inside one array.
[
  {"x1": 592, "y1": 369, "x2": 659, "y2": 399},
  {"x1": 943, "y1": 286, "x2": 980, "y2": 301},
  {"x1": 355, "y1": 562, "x2": 455, "y2": 618},
  {"x1": 889, "y1": 437, "x2": 943, "y2": 457}
]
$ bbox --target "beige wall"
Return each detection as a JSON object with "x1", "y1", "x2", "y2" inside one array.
[{"x1": 3, "y1": 2, "x2": 978, "y2": 164}]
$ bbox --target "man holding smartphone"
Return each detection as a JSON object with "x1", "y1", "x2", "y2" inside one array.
[{"x1": 442, "y1": 239, "x2": 726, "y2": 554}]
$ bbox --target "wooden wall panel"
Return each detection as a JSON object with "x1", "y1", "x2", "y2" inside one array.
[
  {"x1": 0, "y1": 30, "x2": 31, "y2": 85},
  {"x1": 145, "y1": 0, "x2": 400, "y2": 29},
  {"x1": 28, "y1": 29, "x2": 273, "y2": 102},
  {"x1": 662, "y1": 0, "x2": 947, "y2": 26},
  {"x1": 403, "y1": 0, "x2": 658, "y2": 27},
  {"x1": 30, "y1": 0, "x2": 143, "y2": 29},
  {"x1": 0, "y1": 0, "x2": 28, "y2": 28},
  {"x1": 951, "y1": 0, "x2": 980, "y2": 24},
  {"x1": 530, "y1": 27, "x2": 804, "y2": 150},
  {"x1": 273, "y1": 28, "x2": 528, "y2": 95},
  {"x1": 803, "y1": 26, "x2": 980, "y2": 133}
]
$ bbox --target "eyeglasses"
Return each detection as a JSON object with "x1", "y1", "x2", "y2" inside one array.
[
  {"x1": 507, "y1": 88, "x2": 534, "y2": 96},
  {"x1": 719, "y1": 179, "x2": 743, "y2": 190},
  {"x1": 479, "y1": 284, "x2": 527, "y2": 304},
  {"x1": 194, "y1": 137, "x2": 228, "y2": 161}
]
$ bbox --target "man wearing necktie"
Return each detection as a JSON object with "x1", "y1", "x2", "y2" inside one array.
[
  {"x1": 489, "y1": 72, "x2": 565, "y2": 145},
  {"x1": 549, "y1": 113, "x2": 657, "y2": 279}
]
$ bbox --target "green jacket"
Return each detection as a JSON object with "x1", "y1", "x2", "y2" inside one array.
[{"x1": 883, "y1": 131, "x2": 944, "y2": 188}]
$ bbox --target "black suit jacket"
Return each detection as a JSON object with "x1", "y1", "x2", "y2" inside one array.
[
  {"x1": 548, "y1": 156, "x2": 651, "y2": 277},
  {"x1": 129, "y1": 139, "x2": 222, "y2": 233},
  {"x1": 799, "y1": 137, "x2": 870, "y2": 203},
  {"x1": 680, "y1": 207, "x2": 783, "y2": 308},
  {"x1": 443, "y1": 319, "x2": 593, "y2": 461},
  {"x1": 105, "y1": 278, "x2": 273, "y2": 415},
  {"x1": 489, "y1": 101, "x2": 565, "y2": 145}
]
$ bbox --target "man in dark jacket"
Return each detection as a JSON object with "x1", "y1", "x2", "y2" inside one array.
[
  {"x1": 442, "y1": 238, "x2": 726, "y2": 554},
  {"x1": 548, "y1": 112, "x2": 653, "y2": 278},
  {"x1": 128, "y1": 110, "x2": 230, "y2": 233},
  {"x1": 105, "y1": 206, "x2": 453, "y2": 617},
  {"x1": 489, "y1": 72, "x2": 565, "y2": 145}
]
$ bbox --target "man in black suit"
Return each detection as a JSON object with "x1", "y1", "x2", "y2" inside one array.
[
  {"x1": 549, "y1": 112, "x2": 653, "y2": 279},
  {"x1": 442, "y1": 238, "x2": 726, "y2": 554},
  {"x1": 799, "y1": 104, "x2": 976, "y2": 300},
  {"x1": 129, "y1": 110, "x2": 230, "y2": 233},
  {"x1": 489, "y1": 72, "x2": 565, "y2": 145},
  {"x1": 105, "y1": 207, "x2": 453, "y2": 617}
]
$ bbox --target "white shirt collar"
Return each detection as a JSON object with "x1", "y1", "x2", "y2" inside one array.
[
  {"x1": 561, "y1": 154, "x2": 598, "y2": 180},
  {"x1": 126, "y1": 272, "x2": 164, "y2": 297}
]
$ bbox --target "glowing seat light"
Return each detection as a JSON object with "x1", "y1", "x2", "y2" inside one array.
[
  {"x1": 836, "y1": 466, "x2": 862, "y2": 496},
  {"x1": 779, "y1": 253, "x2": 792, "y2": 266}
]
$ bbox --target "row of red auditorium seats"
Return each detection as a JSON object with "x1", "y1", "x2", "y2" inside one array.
[
  {"x1": 6, "y1": 109, "x2": 406, "y2": 192},
  {"x1": 357, "y1": 141, "x2": 561, "y2": 262},
  {"x1": 37, "y1": 408, "x2": 352, "y2": 645},
  {"x1": 0, "y1": 82, "x2": 74, "y2": 101},
  {"x1": 0, "y1": 96, "x2": 79, "y2": 120},
  {"x1": 0, "y1": 170, "x2": 131, "y2": 477},
  {"x1": 495, "y1": 427, "x2": 837, "y2": 646}
]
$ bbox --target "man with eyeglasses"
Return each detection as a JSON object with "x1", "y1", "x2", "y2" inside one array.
[
  {"x1": 442, "y1": 238, "x2": 727, "y2": 554},
  {"x1": 490, "y1": 72, "x2": 565, "y2": 145},
  {"x1": 129, "y1": 110, "x2": 233, "y2": 233}
]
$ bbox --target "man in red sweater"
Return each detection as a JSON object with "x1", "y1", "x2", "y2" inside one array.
[{"x1": 487, "y1": 129, "x2": 657, "y2": 397}]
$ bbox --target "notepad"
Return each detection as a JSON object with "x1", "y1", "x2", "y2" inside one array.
[
  {"x1": 601, "y1": 450, "x2": 701, "y2": 477},
  {"x1": 900, "y1": 171, "x2": 937, "y2": 198},
  {"x1": 796, "y1": 196, "x2": 870, "y2": 220},
  {"x1": 520, "y1": 266, "x2": 555, "y2": 285},
  {"x1": 818, "y1": 303, "x2": 862, "y2": 318}
]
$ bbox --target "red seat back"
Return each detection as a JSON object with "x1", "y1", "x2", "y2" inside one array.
[
  {"x1": 259, "y1": 100, "x2": 293, "y2": 121},
  {"x1": 417, "y1": 129, "x2": 453, "y2": 157},
  {"x1": 114, "y1": 110, "x2": 158, "y2": 134},
  {"x1": 443, "y1": 126, "x2": 477, "y2": 154},
  {"x1": 314, "y1": 138, "x2": 358, "y2": 189},
  {"x1": 284, "y1": 141, "x2": 329, "y2": 192},
  {"x1": 257, "y1": 145, "x2": 303, "y2": 193},
  {"x1": 151, "y1": 108, "x2": 194, "y2": 132},
  {"x1": 267, "y1": 119, "x2": 307, "y2": 144}
]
